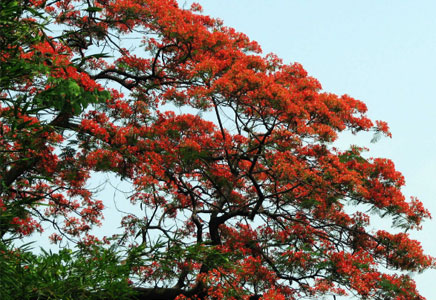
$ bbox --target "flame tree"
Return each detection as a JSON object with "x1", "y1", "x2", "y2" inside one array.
[{"x1": 0, "y1": 0, "x2": 433, "y2": 299}]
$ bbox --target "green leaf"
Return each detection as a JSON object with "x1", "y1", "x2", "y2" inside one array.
[{"x1": 85, "y1": 6, "x2": 103, "y2": 12}]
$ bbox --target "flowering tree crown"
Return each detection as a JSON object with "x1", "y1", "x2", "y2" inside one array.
[{"x1": 0, "y1": 0, "x2": 433, "y2": 299}]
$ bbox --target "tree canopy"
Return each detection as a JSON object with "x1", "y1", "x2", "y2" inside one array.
[{"x1": 0, "y1": 0, "x2": 434, "y2": 299}]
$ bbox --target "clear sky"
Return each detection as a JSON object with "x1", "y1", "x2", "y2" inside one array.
[{"x1": 181, "y1": 0, "x2": 436, "y2": 298}]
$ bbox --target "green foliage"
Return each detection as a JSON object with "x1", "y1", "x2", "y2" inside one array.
[
  {"x1": 0, "y1": 0, "x2": 46, "y2": 90},
  {"x1": 33, "y1": 78, "x2": 110, "y2": 115},
  {"x1": 0, "y1": 241, "x2": 136, "y2": 300}
]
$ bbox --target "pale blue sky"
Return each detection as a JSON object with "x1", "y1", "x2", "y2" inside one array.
[{"x1": 183, "y1": 0, "x2": 436, "y2": 298}]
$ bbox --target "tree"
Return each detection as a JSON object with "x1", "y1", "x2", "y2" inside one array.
[{"x1": 0, "y1": 0, "x2": 433, "y2": 299}]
